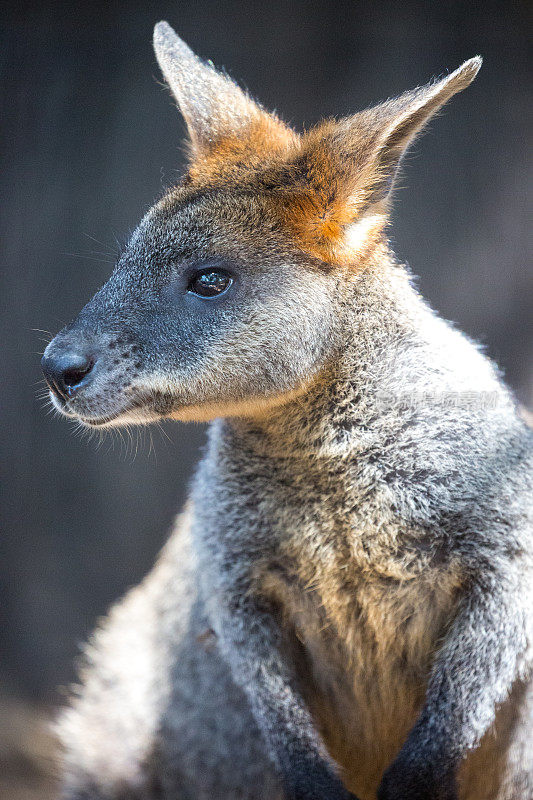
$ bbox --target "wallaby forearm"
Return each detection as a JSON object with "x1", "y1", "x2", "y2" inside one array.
[
  {"x1": 208, "y1": 590, "x2": 358, "y2": 800},
  {"x1": 379, "y1": 571, "x2": 531, "y2": 800}
]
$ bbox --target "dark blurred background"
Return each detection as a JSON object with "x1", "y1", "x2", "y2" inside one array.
[{"x1": 1, "y1": 0, "x2": 531, "y2": 791}]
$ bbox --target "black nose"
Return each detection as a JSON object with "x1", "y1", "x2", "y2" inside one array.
[{"x1": 41, "y1": 350, "x2": 95, "y2": 401}]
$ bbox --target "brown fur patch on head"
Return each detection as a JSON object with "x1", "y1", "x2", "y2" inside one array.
[
  {"x1": 187, "y1": 115, "x2": 299, "y2": 185},
  {"x1": 185, "y1": 116, "x2": 389, "y2": 267},
  {"x1": 265, "y1": 119, "x2": 390, "y2": 264},
  {"x1": 155, "y1": 24, "x2": 481, "y2": 268}
]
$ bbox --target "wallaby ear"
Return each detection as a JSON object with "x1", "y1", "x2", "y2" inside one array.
[
  {"x1": 360, "y1": 56, "x2": 483, "y2": 204},
  {"x1": 282, "y1": 58, "x2": 482, "y2": 262},
  {"x1": 153, "y1": 21, "x2": 291, "y2": 161}
]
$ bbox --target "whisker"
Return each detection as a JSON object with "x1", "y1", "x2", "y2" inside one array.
[
  {"x1": 63, "y1": 253, "x2": 115, "y2": 265},
  {"x1": 82, "y1": 232, "x2": 117, "y2": 255},
  {"x1": 156, "y1": 420, "x2": 174, "y2": 446},
  {"x1": 31, "y1": 328, "x2": 54, "y2": 337}
]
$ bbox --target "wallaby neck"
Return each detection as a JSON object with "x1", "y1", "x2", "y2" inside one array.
[{"x1": 217, "y1": 253, "x2": 429, "y2": 468}]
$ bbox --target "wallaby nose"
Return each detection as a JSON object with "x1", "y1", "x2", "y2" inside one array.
[{"x1": 41, "y1": 350, "x2": 95, "y2": 401}]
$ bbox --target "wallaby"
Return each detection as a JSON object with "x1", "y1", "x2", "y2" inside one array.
[{"x1": 41, "y1": 21, "x2": 533, "y2": 800}]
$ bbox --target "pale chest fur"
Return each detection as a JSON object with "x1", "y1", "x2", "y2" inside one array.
[
  {"x1": 195, "y1": 440, "x2": 464, "y2": 798},
  {"x1": 256, "y1": 487, "x2": 463, "y2": 798}
]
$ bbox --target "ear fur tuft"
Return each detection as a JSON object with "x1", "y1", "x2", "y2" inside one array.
[{"x1": 277, "y1": 57, "x2": 483, "y2": 262}]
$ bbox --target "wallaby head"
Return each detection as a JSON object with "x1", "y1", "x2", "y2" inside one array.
[{"x1": 42, "y1": 21, "x2": 481, "y2": 427}]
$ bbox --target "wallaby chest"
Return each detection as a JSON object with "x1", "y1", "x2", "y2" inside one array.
[
  {"x1": 271, "y1": 507, "x2": 463, "y2": 796},
  {"x1": 195, "y1": 443, "x2": 463, "y2": 797}
]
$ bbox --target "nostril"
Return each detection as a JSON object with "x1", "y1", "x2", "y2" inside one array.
[
  {"x1": 63, "y1": 359, "x2": 94, "y2": 388},
  {"x1": 42, "y1": 350, "x2": 96, "y2": 400}
]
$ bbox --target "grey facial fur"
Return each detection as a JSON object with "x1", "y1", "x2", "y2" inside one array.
[
  {"x1": 45, "y1": 22, "x2": 533, "y2": 800},
  {"x1": 43, "y1": 191, "x2": 338, "y2": 427}
]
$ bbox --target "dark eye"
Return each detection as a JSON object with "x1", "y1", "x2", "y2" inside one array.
[{"x1": 188, "y1": 270, "x2": 232, "y2": 298}]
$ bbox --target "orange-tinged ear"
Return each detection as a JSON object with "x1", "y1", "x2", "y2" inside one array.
[
  {"x1": 153, "y1": 21, "x2": 294, "y2": 164},
  {"x1": 281, "y1": 57, "x2": 482, "y2": 263}
]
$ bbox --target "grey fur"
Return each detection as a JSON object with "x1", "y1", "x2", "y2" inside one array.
[{"x1": 44, "y1": 23, "x2": 533, "y2": 800}]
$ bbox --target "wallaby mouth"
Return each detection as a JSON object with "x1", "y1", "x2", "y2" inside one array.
[{"x1": 41, "y1": 330, "x2": 153, "y2": 428}]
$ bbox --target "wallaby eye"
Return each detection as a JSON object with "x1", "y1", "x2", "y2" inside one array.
[{"x1": 188, "y1": 269, "x2": 232, "y2": 298}]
